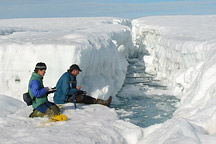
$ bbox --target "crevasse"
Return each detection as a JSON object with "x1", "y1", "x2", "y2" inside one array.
[{"x1": 132, "y1": 16, "x2": 216, "y2": 143}]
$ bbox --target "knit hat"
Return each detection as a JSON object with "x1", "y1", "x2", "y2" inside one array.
[{"x1": 35, "y1": 62, "x2": 47, "y2": 70}]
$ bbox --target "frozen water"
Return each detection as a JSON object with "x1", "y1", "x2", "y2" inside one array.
[
  {"x1": 111, "y1": 57, "x2": 179, "y2": 127},
  {"x1": 112, "y1": 94, "x2": 179, "y2": 128}
]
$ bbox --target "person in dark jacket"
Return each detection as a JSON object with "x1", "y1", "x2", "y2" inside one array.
[
  {"x1": 54, "y1": 64, "x2": 112, "y2": 107},
  {"x1": 28, "y1": 62, "x2": 60, "y2": 118}
]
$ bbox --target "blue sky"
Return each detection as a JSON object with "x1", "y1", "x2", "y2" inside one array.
[{"x1": 1, "y1": 0, "x2": 216, "y2": 19}]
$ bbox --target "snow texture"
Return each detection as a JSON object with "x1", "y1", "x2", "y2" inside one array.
[
  {"x1": 1, "y1": 15, "x2": 216, "y2": 143},
  {"x1": 132, "y1": 15, "x2": 216, "y2": 144}
]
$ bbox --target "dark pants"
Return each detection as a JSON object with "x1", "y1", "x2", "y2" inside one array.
[
  {"x1": 67, "y1": 94, "x2": 112, "y2": 107},
  {"x1": 67, "y1": 94, "x2": 95, "y2": 104}
]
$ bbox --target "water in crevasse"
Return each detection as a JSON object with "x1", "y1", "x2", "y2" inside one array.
[{"x1": 110, "y1": 58, "x2": 180, "y2": 128}]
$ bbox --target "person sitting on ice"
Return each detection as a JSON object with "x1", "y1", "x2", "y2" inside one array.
[
  {"x1": 53, "y1": 64, "x2": 112, "y2": 107},
  {"x1": 28, "y1": 62, "x2": 61, "y2": 118}
]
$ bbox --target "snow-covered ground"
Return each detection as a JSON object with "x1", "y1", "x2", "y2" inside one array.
[
  {"x1": 132, "y1": 15, "x2": 216, "y2": 143},
  {"x1": 1, "y1": 15, "x2": 216, "y2": 143},
  {"x1": 0, "y1": 17, "x2": 140, "y2": 144}
]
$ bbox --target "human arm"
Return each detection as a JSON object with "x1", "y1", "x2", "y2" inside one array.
[
  {"x1": 67, "y1": 75, "x2": 85, "y2": 95},
  {"x1": 76, "y1": 86, "x2": 86, "y2": 94},
  {"x1": 30, "y1": 80, "x2": 48, "y2": 98}
]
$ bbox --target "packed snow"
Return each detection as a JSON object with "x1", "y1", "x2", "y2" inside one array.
[{"x1": 1, "y1": 15, "x2": 216, "y2": 143}]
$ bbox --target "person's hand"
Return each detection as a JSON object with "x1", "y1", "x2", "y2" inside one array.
[
  {"x1": 83, "y1": 91, "x2": 87, "y2": 95},
  {"x1": 46, "y1": 87, "x2": 50, "y2": 91},
  {"x1": 77, "y1": 86, "x2": 82, "y2": 90}
]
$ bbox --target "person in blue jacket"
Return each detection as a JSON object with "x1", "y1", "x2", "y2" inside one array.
[
  {"x1": 28, "y1": 62, "x2": 60, "y2": 118},
  {"x1": 54, "y1": 64, "x2": 112, "y2": 107}
]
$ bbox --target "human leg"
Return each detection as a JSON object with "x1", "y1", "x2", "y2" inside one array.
[
  {"x1": 29, "y1": 109, "x2": 47, "y2": 118},
  {"x1": 45, "y1": 103, "x2": 61, "y2": 117},
  {"x1": 67, "y1": 94, "x2": 112, "y2": 107},
  {"x1": 29, "y1": 102, "x2": 60, "y2": 118},
  {"x1": 92, "y1": 96, "x2": 112, "y2": 107}
]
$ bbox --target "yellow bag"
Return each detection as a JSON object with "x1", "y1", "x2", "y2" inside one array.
[{"x1": 50, "y1": 114, "x2": 68, "y2": 121}]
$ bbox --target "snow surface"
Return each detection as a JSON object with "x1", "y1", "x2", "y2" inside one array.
[
  {"x1": 132, "y1": 15, "x2": 216, "y2": 143},
  {"x1": 1, "y1": 15, "x2": 216, "y2": 143}
]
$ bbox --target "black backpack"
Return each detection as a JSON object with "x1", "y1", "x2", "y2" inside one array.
[{"x1": 23, "y1": 92, "x2": 35, "y2": 106}]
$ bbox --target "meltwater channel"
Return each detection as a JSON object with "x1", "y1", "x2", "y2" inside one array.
[{"x1": 111, "y1": 58, "x2": 179, "y2": 128}]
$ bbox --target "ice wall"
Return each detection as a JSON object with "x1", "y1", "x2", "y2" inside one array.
[
  {"x1": 132, "y1": 16, "x2": 216, "y2": 94},
  {"x1": 132, "y1": 15, "x2": 216, "y2": 143},
  {"x1": 0, "y1": 17, "x2": 133, "y2": 100}
]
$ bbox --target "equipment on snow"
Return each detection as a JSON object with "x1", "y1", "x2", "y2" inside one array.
[
  {"x1": 39, "y1": 114, "x2": 68, "y2": 127},
  {"x1": 50, "y1": 114, "x2": 68, "y2": 121}
]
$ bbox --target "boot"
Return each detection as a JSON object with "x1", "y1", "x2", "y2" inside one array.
[
  {"x1": 29, "y1": 109, "x2": 46, "y2": 118},
  {"x1": 94, "y1": 96, "x2": 112, "y2": 107}
]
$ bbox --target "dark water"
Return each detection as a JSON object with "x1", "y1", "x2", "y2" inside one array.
[{"x1": 111, "y1": 58, "x2": 179, "y2": 128}]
